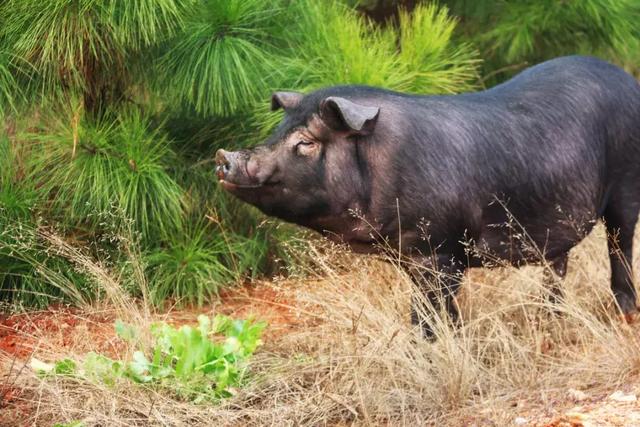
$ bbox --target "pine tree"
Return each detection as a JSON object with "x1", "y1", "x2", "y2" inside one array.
[
  {"x1": 0, "y1": 0, "x2": 480, "y2": 307},
  {"x1": 443, "y1": 0, "x2": 640, "y2": 83},
  {"x1": 0, "y1": 0, "x2": 184, "y2": 114}
]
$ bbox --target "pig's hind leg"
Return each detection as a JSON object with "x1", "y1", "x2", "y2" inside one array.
[{"x1": 603, "y1": 191, "x2": 640, "y2": 317}]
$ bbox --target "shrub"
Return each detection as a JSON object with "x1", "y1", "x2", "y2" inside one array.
[
  {"x1": 443, "y1": 0, "x2": 640, "y2": 82},
  {"x1": 0, "y1": 134, "x2": 92, "y2": 307},
  {"x1": 145, "y1": 220, "x2": 237, "y2": 307},
  {"x1": 0, "y1": 0, "x2": 184, "y2": 112},
  {"x1": 255, "y1": 0, "x2": 479, "y2": 134},
  {"x1": 29, "y1": 108, "x2": 185, "y2": 241},
  {"x1": 156, "y1": 0, "x2": 284, "y2": 117}
]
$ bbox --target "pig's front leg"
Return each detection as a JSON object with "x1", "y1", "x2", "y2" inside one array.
[{"x1": 406, "y1": 254, "x2": 466, "y2": 339}]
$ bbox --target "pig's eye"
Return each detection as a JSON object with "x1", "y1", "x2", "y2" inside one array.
[{"x1": 295, "y1": 140, "x2": 317, "y2": 156}]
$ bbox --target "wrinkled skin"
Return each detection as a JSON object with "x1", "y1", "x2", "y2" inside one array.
[{"x1": 217, "y1": 56, "x2": 640, "y2": 338}]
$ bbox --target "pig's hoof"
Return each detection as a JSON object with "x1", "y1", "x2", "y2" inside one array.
[
  {"x1": 614, "y1": 293, "x2": 638, "y2": 317},
  {"x1": 622, "y1": 312, "x2": 638, "y2": 324},
  {"x1": 620, "y1": 307, "x2": 640, "y2": 324},
  {"x1": 615, "y1": 294, "x2": 639, "y2": 324}
]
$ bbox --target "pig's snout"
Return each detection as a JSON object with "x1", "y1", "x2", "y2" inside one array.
[
  {"x1": 215, "y1": 148, "x2": 274, "y2": 190},
  {"x1": 215, "y1": 149, "x2": 257, "y2": 189}
]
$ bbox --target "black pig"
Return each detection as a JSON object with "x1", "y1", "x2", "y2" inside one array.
[{"x1": 216, "y1": 56, "x2": 640, "y2": 337}]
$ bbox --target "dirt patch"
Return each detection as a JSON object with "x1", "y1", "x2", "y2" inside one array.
[
  {"x1": 165, "y1": 280, "x2": 308, "y2": 340},
  {"x1": 3, "y1": 271, "x2": 640, "y2": 426},
  {"x1": 0, "y1": 306, "x2": 119, "y2": 360},
  {"x1": 532, "y1": 385, "x2": 640, "y2": 427},
  {"x1": 0, "y1": 281, "x2": 302, "y2": 362},
  {"x1": 0, "y1": 282, "x2": 305, "y2": 425}
]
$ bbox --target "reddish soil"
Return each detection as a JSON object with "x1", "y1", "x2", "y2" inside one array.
[
  {"x1": 0, "y1": 281, "x2": 300, "y2": 362},
  {"x1": 173, "y1": 281, "x2": 305, "y2": 339},
  {"x1": 3, "y1": 282, "x2": 639, "y2": 426},
  {"x1": 0, "y1": 306, "x2": 119, "y2": 360},
  {"x1": 0, "y1": 282, "x2": 301, "y2": 421},
  {"x1": 0, "y1": 305, "x2": 111, "y2": 420}
]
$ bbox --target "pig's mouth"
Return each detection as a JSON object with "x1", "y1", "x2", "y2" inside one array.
[{"x1": 218, "y1": 179, "x2": 266, "y2": 190}]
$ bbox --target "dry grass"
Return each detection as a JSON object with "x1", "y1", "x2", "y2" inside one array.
[{"x1": 2, "y1": 224, "x2": 640, "y2": 426}]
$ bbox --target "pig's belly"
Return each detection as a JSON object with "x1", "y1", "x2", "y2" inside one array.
[{"x1": 475, "y1": 215, "x2": 597, "y2": 267}]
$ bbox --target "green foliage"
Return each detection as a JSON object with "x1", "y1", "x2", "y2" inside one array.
[
  {"x1": 0, "y1": 219, "x2": 96, "y2": 308},
  {"x1": 0, "y1": 135, "x2": 94, "y2": 307},
  {"x1": 0, "y1": 135, "x2": 38, "y2": 220},
  {"x1": 33, "y1": 314, "x2": 267, "y2": 402},
  {"x1": 0, "y1": 0, "x2": 184, "y2": 110},
  {"x1": 486, "y1": 0, "x2": 639, "y2": 63},
  {"x1": 157, "y1": 0, "x2": 282, "y2": 116},
  {"x1": 255, "y1": 0, "x2": 479, "y2": 134},
  {"x1": 396, "y1": 4, "x2": 480, "y2": 94},
  {"x1": 443, "y1": 0, "x2": 640, "y2": 81},
  {"x1": 0, "y1": 135, "x2": 41, "y2": 302},
  {"x1": 286, "y1": 1, "x2": 478, "y2": 93},
  {"x1": 30, "y1": 108, "x2": 185, "y2": 240},
  {"x1": 0, "y1": 50, "x2": 23, "y2": 117},
  {"x1": 145, "y1": 221, "x2": 235, "y2": 306},
  {"x1": 287, "y1": 1, "x2": 407, "y2": 90}
]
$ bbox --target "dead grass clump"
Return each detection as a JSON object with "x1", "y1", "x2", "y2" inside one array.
[{"x1": 3, "y1": 224, "x2": 640, "y2": 425}]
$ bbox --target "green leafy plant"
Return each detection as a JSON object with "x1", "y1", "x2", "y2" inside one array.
[{"x1": 32, "y1": 314, "x2": 267, "y2": 401}]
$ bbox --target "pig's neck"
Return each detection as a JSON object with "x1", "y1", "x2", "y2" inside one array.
[{"x1": 304, "y1": 206, "x2": 384, "y2": 254}]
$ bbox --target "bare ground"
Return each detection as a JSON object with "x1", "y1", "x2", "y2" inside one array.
[{"x1": 2, "y1": 224, "x2": 640, "y2": 426}]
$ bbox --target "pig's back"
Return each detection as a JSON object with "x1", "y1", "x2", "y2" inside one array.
[
  {"x1": 466, "y1": 56, "x2": 640, "y2": 261},
  {"x1": 391, "y1": 56, "x2": 640, "y2": 261}
]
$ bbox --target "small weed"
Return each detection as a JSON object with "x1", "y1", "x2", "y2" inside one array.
[{"x1": 31, "y1": 314, "x2": 267, "y2": 402}]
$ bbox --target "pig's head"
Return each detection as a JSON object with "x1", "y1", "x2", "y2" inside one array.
[{"x1": 216, "y1": 88, "x2": 383, "y2": 246}]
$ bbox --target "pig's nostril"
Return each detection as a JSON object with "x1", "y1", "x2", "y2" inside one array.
[
  {"x1": 215, "y1": 149, "x2": 232, "y2": 180},
  {"x1": 216, "y1": 164, "x2": 228, "y2": 180}
]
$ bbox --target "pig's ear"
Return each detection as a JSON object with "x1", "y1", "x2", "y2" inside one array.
[
  {"x1": 271, "y1": 91, "x2": 303, "y2": 111},
  {"x1": 319, "y1": 96, "x2": 379, "y2": 135}
]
